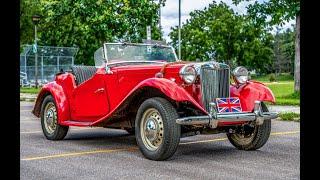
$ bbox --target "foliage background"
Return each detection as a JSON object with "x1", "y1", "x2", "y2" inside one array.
[
  {"x1": 20, "y1": 0, "x2": 297, "y2": 75},
  {"x1": 20, "y1": 0, "x2": 165, "y2": 65}
]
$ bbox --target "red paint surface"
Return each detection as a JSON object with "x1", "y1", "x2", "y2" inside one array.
[
  {"x1": 33, "y1": 62, "x2": 276, "y2": 128},
  {"x1": 230, "y1": 81, "x2": 276, "y2": 112}
]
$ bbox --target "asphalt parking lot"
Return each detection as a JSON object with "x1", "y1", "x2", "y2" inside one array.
[{"x1": 20, "y1": 101, "x2": 300, "y2": 180}]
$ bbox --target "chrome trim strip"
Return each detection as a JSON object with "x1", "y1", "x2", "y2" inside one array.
[
  {"x1": 103, "y1": 43, "x2": 108, "y2": 61},
  {"x1": 176, "y1": 117, "x2": 210, "y2": 125},
  {"x1": 104, "y1": 42, "x2": 173, "y2": 48},
  {"x1": 106, "y1": 61, "x2": 167, "y2": 66}
]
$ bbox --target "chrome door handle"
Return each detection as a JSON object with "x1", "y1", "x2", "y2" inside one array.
[{"x1": 94, "y1": 88, "x2": 105, "y2": 94}]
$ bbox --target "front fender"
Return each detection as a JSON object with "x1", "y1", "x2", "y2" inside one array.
[
  {"x1": 135, "y1": 78, "x2": 207, "y2": 114},
  {"x1": 32, "y1": 81, "x2": 71, "y2": 123},
  {"x1": 230, "y1": 81, "x2": 276, "y2": 112}
]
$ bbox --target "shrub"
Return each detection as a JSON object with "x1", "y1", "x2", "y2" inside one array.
[
  {"x1": 279, "y1": 112, "x2": 300, "y2": 122},
  {"x1": 269, "y1": 74, "x2": 276, "y2": 82},
  {"x1": 282, "y1": 91, "x2": 300, "y2": 99}
]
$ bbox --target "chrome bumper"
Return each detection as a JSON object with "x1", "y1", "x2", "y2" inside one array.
[{"x1": 176, "y1": 101, "x2": 278, "y2": 128}]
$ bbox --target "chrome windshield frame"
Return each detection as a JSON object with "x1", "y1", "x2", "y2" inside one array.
[{"x1": 102, "y1": 42, "x2": 178, "y2": 65}]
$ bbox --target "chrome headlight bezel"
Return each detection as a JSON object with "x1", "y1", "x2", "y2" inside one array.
[
  {"x1": 179, "y1": 65, "x2": 197, "y2": 84},
  {"x1": 232, "y1": 66, "x2": 249, "y2": 84}
]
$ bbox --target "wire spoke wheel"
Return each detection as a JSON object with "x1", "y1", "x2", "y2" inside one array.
[{"x1": 140, "y1": 108, "x2": 164, "y2": 151}]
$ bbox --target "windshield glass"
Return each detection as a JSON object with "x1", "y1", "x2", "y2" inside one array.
[{"x1": 104, "y1": 43, "x2": 177, "y2": 63}]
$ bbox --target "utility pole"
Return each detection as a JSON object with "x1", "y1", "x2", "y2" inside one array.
[{"x1": 178, "y1": 0, "x2": 181, "y2": 60}]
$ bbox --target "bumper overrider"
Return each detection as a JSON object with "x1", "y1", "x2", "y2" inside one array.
[{"x1": 176, "y1": 101, "x2": 278, "y2": 128}]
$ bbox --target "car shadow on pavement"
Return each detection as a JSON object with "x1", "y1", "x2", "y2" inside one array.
[
  {"x1": 173, "y1": 144, "x2": 274, "y2": 162},
  {"x1": 63, "y1": 131, "x2": 138, "y2": 147},
  {"x1": 34, "y1": 129, "x2": 272, "y2": 161},
  {"x1": 175, "y1": 146, "x2": 236, "y2": 159}
]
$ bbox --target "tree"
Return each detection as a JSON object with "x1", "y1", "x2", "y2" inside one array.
[
  {"x1": 20, "y1": 0, "x2": 42, "y2": 46},
  {"x1": 23, "y1": 0, "x2": 164, "y2": 65},
  {"x1": 273, "y1": 27, "x2": 295, "y2": 74},
  {"x1": 169, "y1": 2, "x2": 274, "y2": 73},
  {"x1": 232, "y1": 0, "x2": 300, "y2": 91}
]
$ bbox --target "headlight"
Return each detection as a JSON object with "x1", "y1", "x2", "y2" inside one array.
[
  {"x1": 232, "y1": 66, "x2": 249, "y2": 84},
  {"x1": 179, "y1": 65, "x2": 197, "y2": 84}
]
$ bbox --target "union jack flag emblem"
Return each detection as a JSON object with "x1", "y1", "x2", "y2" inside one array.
[{"x1": 216, "y1": 97, "x2": 242, "y2": 113}]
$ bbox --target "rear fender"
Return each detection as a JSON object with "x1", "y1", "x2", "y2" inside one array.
[
  {"x1": 32, "y1": 73, "x2": 75, "y2": 123},
  {"x1": 230, "y1": 81, "x2": 276, "y2": 112}
]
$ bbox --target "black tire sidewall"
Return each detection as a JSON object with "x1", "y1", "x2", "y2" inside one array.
[
  {"x1": 40, "y1": 95, "x2": 68, "y2": 140},
  {"x1": 227, "y1": 102, "x2": 271, "y2": 150},
  {"x1": 135, "y1": 97, "x2": 180, "y2": 160}
]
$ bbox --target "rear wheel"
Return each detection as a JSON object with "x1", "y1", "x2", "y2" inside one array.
[
  {"x1": 41, "y1": 95, "x2": 69, "y2": 140},
  {"x1": 135, "y1": 97, "x2": 181, "y2": 161},
  {"x1": 227, "y1": 102, "x2": 271, "y2": 150}
]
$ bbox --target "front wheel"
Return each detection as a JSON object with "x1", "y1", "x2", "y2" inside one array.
[
  {"x1": 40, "y1": 95, "x2": 69, "y2": 140},
  {"x1": 135, "y1": 97, "x2": 181, "y2": 161},
  {"x1": 227, "y1": 102, "x2": 271, "y2": 150}
]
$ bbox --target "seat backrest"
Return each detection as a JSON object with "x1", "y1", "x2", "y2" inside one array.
[{"x1": 70, "y1": 65, "x2": 97, "y2": 85}]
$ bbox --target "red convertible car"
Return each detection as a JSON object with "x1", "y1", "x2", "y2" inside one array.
[{"x1": 33, "y1": 42, "x2": 278, "y2": 160}]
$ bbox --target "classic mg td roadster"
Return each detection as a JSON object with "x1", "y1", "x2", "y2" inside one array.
[{"x1": 32, "y1": 42, "x2": 278, "y2": 160}]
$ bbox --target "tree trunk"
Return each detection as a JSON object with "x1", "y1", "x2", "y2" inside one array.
[{"x1": 294, "y1": 13, "x2": 300, "y2": 92}]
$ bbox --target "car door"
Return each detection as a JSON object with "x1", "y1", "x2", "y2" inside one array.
[{"x1": 70, "y1": 73, "x2": 109, "y2": 121}]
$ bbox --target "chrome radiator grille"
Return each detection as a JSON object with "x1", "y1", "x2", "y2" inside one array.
[{"x1": 200, "y1": 66, "x2": 230, "y2": 112}]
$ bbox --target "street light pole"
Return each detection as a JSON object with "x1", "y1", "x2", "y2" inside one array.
[
  {"x1": 34, "y1": 24, "x2": 38, "y2": 88},
  {"x1": 32, "y1": 15, "x2": 41, "y2": 88},
  {"x1": 178, "y1": 0, "x2": 181, "y2": 60}
]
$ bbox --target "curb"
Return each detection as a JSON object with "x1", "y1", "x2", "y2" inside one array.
[
  {"x1": 268, "y1": 105, "x2": 300, "y2": 114},
  {"x1": 20, "y1": 93, "x2": 37, "y2": 102},
  {"x1": 20, "y1": 97, "x2": 36, "y2": 102}
]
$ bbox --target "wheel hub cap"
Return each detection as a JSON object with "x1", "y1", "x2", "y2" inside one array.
[
  {"x1": 44, "y1": 102, "x2": 57, "y2": 134},
  {"x1": 46, "y1": 110, "x2": 54, "y2": 126},
  {"x1": 140, "y1": 108, "x2": 164, "y2": 151},
  {"x1": 145, "y1": 118, "x2": 158, "y2": 142}
]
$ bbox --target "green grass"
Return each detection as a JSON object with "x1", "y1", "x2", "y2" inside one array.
[
  {"x1": 279, "y1": 112, "x2": 300, "y2": 122},
  {"x1": 251, "y1": 73, "x2": 293, "y2": 82},
  {"x1": 20, "y1": 87, "x2": 40, "y2": 94},
  {"x1": 265, "y1": 82, "x2": 300, "y2": 106},
  {"x1": 251, "y1": 73, "x2": 299, "y2": 106}
]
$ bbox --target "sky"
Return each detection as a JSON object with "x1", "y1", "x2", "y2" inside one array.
[{"x1": 160, "y1": 0, "x2": 295, "y2": 42}]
